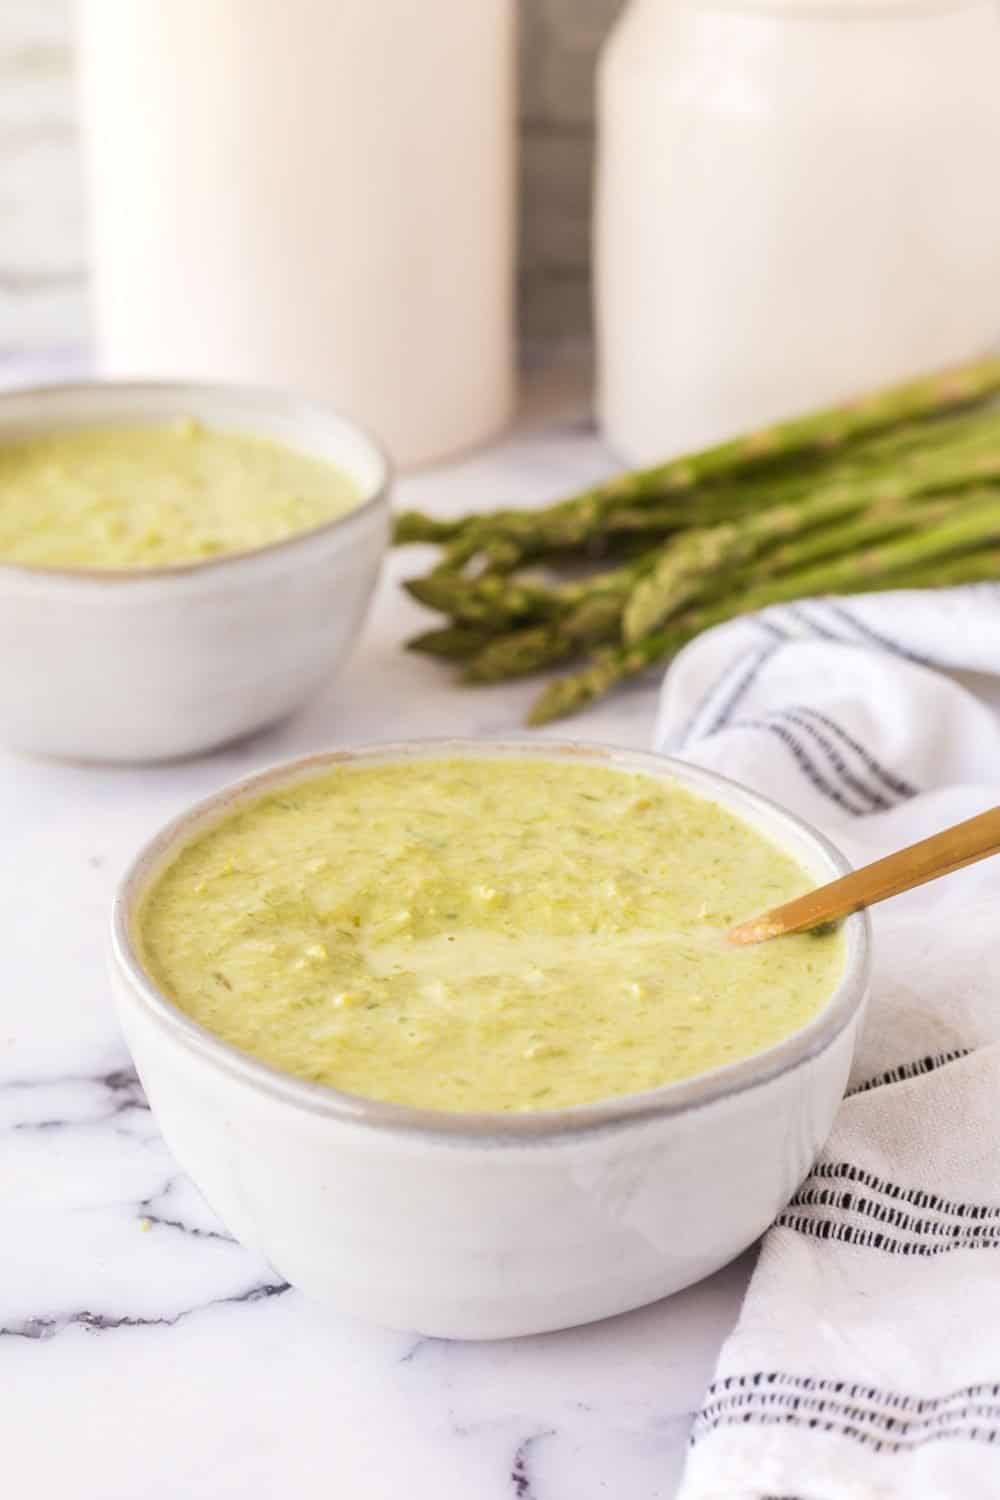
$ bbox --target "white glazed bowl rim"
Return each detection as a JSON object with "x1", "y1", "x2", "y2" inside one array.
[
  {"x1": 0, "y1": 379, "x2": 392, "y2": 582},
  {"x1": 111, "y1": 738, "x2": 871, "y2": 1142}
]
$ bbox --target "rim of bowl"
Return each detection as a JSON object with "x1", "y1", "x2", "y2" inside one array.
[
  {"x1": 111, "y1": 738, "x2": 871, "y2": 1142},
  {"x1": 0, "y1": 379, "x2": 392, "y2": 582}
]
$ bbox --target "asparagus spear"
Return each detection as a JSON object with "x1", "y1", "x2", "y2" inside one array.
[
  {"x1": 410, "y1": 464, "x2": 1000, "y2": 679},
  {"x1": 399, "y1": 460, "x2": 874, "y2": 575},
  {"x1": 735, "y1": 490, "x2": 1000, "y2": 598},
  {"x1": 393, "y1": 356, "x2": 1000, "y2": 565},
  {"x1": 403, "y1": 412, "x2": 1000, "y2": 582},
  {"x1": 457, "y1": 493, "x2": 976, "y2": 686},
  {"x1": 442, "y1": 424, "x2": 1000, "y2": 655},
  {"x1": 396, "y1": 358, "x2": 1000, "y2": 722},
  {"x1": 622, "y1": 436, "x2": 1000, "y2": 642},
  {"x1": 528, "y1": 506, "x2": 1000, "y2": 724},
  {"x1": 408, "y1": 445, "x2": 1000, "y2": 679},
  {"x1": 405, "y1": 570, "x2": 565, "y2": 627},
  {"x1": 463, "y1": 624, "x2": 575, "y2": 682},
  {"x1": 405, "y1": 624, "x2": 498, "y2": 661},
  {"x1": 530, "y1": 554, "x2": 996, "y2": 726},
  {"x1": 406, "y1": 420, "x2": 1000, "y2": 637},
  {"x1": 406, "y1": 472, "x2": 880, "y2": 632},
  {"x1": 755, "y1": 495, "x2": 964, "y2": 581},
  {"x1": 620, "y1": 493, "x2": 862, "y2": 645},
  {"x1": 406, "y1": 543, "x2": 659, "y2": 630},
  {"x1": 606, "y1": 356, "x2": 1000, "y2": 493},
  {"x1": 460, "y1": 560, "x2": 655, "y2": 681},
  {"x1": 393, "y1": 512, "x2": 466, "y2": 545}
]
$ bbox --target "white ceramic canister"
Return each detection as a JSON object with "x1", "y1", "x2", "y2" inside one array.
[
  {"x1": 596, "y1": 0, "x2": 1000, "y2": 465},
  {"x1": 75, "y1": 0, "x2": 516, "y2": 469}
]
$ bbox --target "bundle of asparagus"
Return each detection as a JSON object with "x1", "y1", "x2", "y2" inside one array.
[{"x1": 395, "y1": 357, "x2": 1000, "y2": 724}]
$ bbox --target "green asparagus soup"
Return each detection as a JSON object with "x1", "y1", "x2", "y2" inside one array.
[
  {"x1": 138, "y1": 759, "x2": 845, "y2": 1112},
  {"x1": 0, "y1": 421, "x2": 361, "y2": 568}
]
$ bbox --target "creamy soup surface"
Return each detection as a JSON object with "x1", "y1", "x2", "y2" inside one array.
[
  {"x1": 138, "y1": 759, "x2": 845, "y2": 1112},
  {"x1": 0, "y1": 421, "x2": 361, "y2": 568}
]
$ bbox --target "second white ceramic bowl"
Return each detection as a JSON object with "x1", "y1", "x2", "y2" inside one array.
[
  {"x1": 0, "y1": 382, "x2": 390, "y2": 762},
  {"x1": 110, "y1": 740, "x2": 870, "y2": 1340}
]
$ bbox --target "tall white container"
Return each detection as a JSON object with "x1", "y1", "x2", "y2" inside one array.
[
  {"x1": 596, "y1": 0, "x2": 1000, "y2": 466},
  {"x1": 76, "y1": 0, "x2": 516, "y2": 469}
]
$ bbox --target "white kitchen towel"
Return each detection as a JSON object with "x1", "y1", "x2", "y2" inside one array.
[{"x1": 655, "y1": 584, "x2": 1000, "y2": 1500}]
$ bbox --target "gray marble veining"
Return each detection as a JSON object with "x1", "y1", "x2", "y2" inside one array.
[{"x1": 0, "y1": 350, "x2": 745, "y2": 1499}]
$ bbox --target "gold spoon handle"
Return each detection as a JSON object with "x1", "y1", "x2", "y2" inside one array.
[{"x1": 729, "y1": 804, "x2": 1000, "y2": 945}]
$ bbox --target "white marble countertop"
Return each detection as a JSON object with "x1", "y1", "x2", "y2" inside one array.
[{"x1": 0, "y1": 353, "x2": 746, "y2": 1500}]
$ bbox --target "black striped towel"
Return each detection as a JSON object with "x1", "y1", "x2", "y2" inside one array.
[{"x1": 658, "y1": 584, "x2": 1000, "y2": 1500}]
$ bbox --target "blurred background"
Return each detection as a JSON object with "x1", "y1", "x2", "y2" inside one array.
[{"x1": 0, "y1": 0, "x2": 625, "y2": 354}]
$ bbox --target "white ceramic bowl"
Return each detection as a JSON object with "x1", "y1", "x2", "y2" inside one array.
[
  {"x1": 0, "y1": 382, "x2": 390, "y2": 762},
  {"x1": 110, "y1": 740, "x2": 870, "y2": 1340}
]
